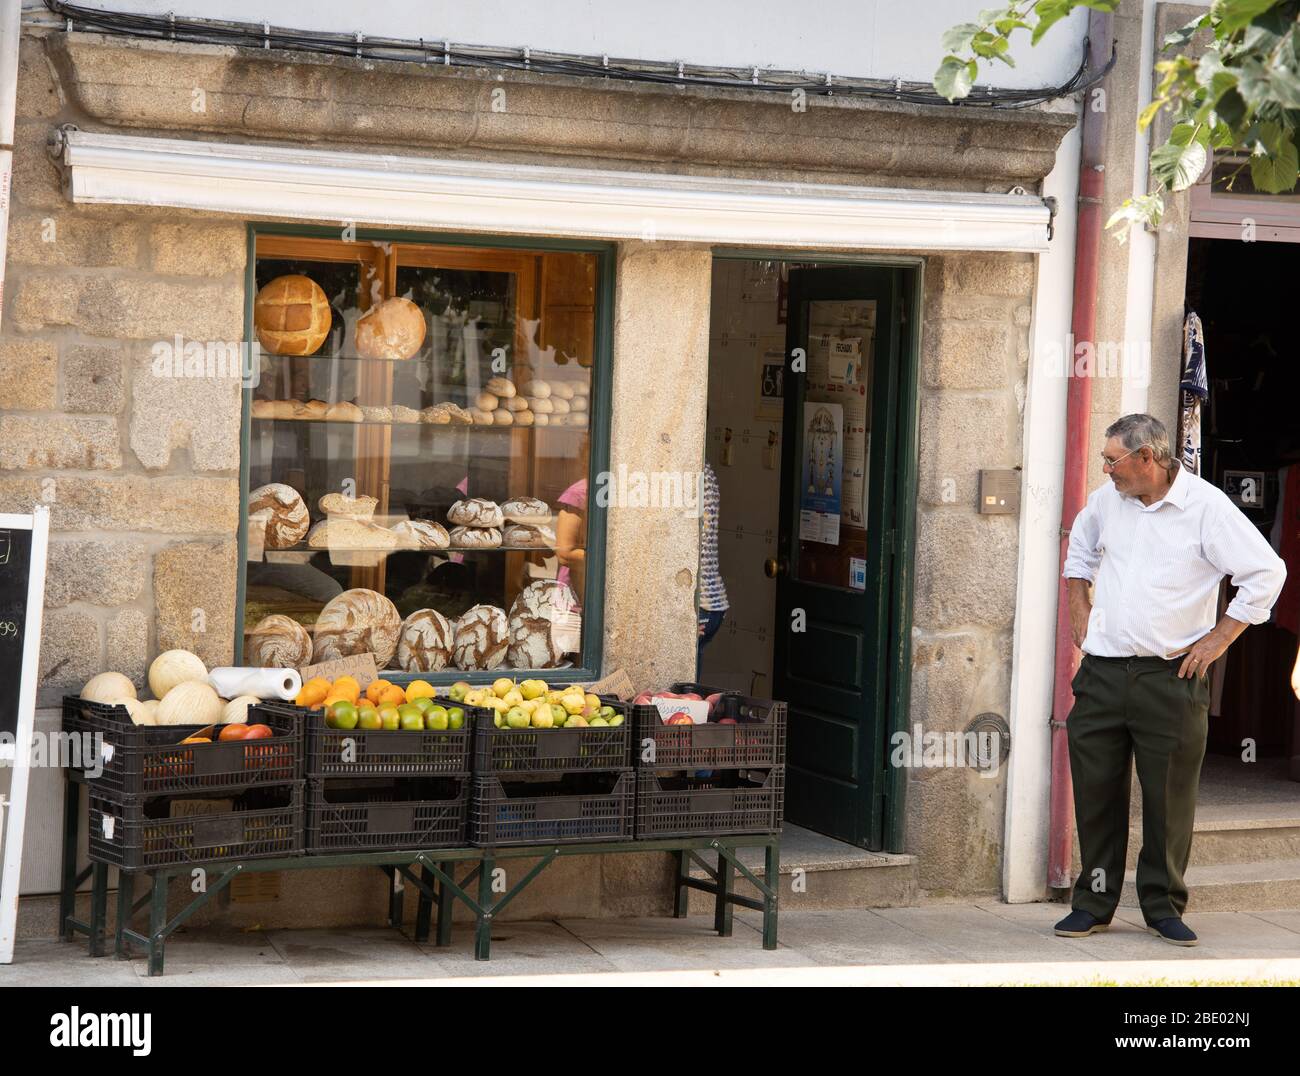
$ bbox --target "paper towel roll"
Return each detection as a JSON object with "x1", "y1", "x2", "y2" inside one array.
[{"x1": 209, "y1": 666, "x2": 302, "y2": 702}]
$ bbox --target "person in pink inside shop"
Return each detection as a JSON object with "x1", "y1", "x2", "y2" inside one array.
[{"x1": 555, "y1": 477, "x2": 587, "y2": 606}]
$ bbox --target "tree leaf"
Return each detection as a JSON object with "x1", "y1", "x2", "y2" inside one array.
[
  {"x1": 1213, "y1": 0, "x2": 1285, "y2": 37},
  {"x1": 934, "y1": 56, "x2": 976, "y2": 101},
  {"x1": 941, "y1": 23, "x2": 983, "y2": 54},
  {"x1": 1164, "y1": 13, "x2": 1211, "y2": 51},
  {"x1": 1216, "y1": 86, "x2": 1249, "y2": 126},
  {"x1": 1248, "y1": 119, "x2": 1300, "y2": 191},
  {"x1": 1032, "y1": 0, "x2": 1071, "y2": 46},
  {"x1": 1151, "y1": 134, "x2": 1209, "y2": 191}
]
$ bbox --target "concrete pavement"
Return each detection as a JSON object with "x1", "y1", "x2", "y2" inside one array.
[{"x1": 6, "y1": 900, "x2": 1300, "y2": 986}]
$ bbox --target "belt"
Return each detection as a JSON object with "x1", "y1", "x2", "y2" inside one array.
[{"x1": 1084, "y1": 653, "x2": 1183, "y2": 669}]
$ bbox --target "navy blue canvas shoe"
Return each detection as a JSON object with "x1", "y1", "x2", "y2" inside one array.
[
  {"x1": 1053, "y1": 909, "x2": 1111, "y2": 937},
  {"x1": 1146, "y1": 917, "x2": 1198, "y2": 946}
]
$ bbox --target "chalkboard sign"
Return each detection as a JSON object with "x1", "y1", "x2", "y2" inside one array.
[{"x1": 0, "y1": 523, "x2": 34, "y2": 738}]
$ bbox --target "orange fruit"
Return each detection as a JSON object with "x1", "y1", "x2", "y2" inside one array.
[
  {"x1": 365, "y1": 679, "x2": 393, "y2": 704},
  {"x1": 321, "y1": 693, "x2": 351, "y2": 710},
  {"x1": 295, "y1": 679, "x2": 330, "y2": 708},
  {"x1": 377, "y1": 683, "x2": 406, "y2": 706},
  {"x1": 405, "y1": 680, "x2": 436, "y2": 701},
  {"x1": 331, "y1": 676, "x2": 361, "y2": 704}
]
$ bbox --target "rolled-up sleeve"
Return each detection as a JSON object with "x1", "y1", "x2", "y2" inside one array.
[
  {"x1": 1204, "y1": 507, "x2": 1288, "y2": 625},
  {"x1": 1063, "y1": 492, "x2": 1104, "y2": 582}
]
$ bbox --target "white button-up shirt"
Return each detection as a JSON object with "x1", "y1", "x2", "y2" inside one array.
[{"x1": 1064, "y1": 463, "x2": 1287, "y2": 658}]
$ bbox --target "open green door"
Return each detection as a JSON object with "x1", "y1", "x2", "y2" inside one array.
[{"x1": 773, "y1": 266, "x2": 905, "y2": 849}]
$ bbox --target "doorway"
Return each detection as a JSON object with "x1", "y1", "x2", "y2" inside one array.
[
  {"x1": 700, "y1": 257, "x2": 918, "y2": 850},
  {"x1": 1183, "y1": 237, "x2": 1300, "y2": 787}
]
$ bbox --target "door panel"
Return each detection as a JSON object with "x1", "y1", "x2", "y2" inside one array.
[{"x1": 774, "y1": 267, "x2": 901, "y2": 849}]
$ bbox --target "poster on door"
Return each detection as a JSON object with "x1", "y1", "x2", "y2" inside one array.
[
  {"x1": 799, "y1": 401, "x2": 843, "y2": 545},
  {"x1": 805, "y1": 301, "x2": 873, "y2": 530}
]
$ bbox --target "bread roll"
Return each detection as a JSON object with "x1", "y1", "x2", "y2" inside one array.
[
  {"x1": 492, "y1": 409, "x2": 515, "y2": 426},
  {"x1": 295, "y1": 399, "x2": 328, "y2": 419},
  {"x1": 447, "y1": 498, "x2": 504, "y2": 528},
  {"x1": 391, "y1": 404, "x2": 421, "y2": 424},
  {"x1": 254, "y1": 274, "x2": 331, "y2": 356},
  {"x1": 470, "y1": 408, "x2": 494, "y2": 425},
  {"x1": 451, "y1": 604, "x2": 509, "y2": 671},
  {"x1": 550, "y1": 397, "x2": 571, "y2": 415},
  {"x1": 505, "y1": 396, "x2": 530, "y2": 413},
  {"x1": 390, "y1": 519, "x2": 451, "y2": 550},
  {"x1": 311, "y1": 588, "x2": 402, "y2": 667},
  {"x1": 318, "y1": 492, "x2": 378, "y2": 520},
  {"x1": 515, "y1": 410, "x2": 535, "y2": 427},
  {"x1": 246, "y1": 614, "x2": 313, "y2": 668},
  {"x1": 551, "y1": 381, "x2": 576, "y2": 401},
  {"x1": 395, "y1": 609, "x2": 454, "y2": 673},
  {"x1": 450, "y1": 525, "x2": 502, "y2": 548},
  {"x1": 570, "y1": 395, "x2": 588, "y2": 412},
  {"x1": 528, "y1": 397, "x2": 554, "y2": 414},
  {"x1": 572, "y1": 380, "x2": 590, "y2": 396},
  {"x1": 533, "y1": 413, "x2": 550, "y2": 427},
  {"x1": 326, "y1": 401, "x2": 363, "y2": 423},
  {"x1": 248, "y1": 483, "x2": 309, "y2": 548},
  {"x1": 354, "y1": 297, "x2": 426, "y2": 360},
  {"x1": 444, "y1": 403, "x2": 473, "y2": 425},
  {"x1": 567, "y1": 412, "x2": 589, "y2": 428},
  {"x1": 522, "y1": 379, "x2": 551, "y2": 399},
  {"x1": 475, "y1": 392, "x2": 499, "y2": 412},
  {"x1": 486, "y1": 376, "x2": 516, "y2": 399}
]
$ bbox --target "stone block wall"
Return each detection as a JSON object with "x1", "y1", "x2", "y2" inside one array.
[
  {"x1": 906, "y1": 252, "x2": 1035, "y2": 896},
  {"x1": 0, "y1": 35, "x2": 246, "y2": 699}
]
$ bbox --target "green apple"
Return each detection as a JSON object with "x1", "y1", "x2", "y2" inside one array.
[
  {"x1": 549, "y1": 703, "x2": 567, "y2": 726},
  {"x1": 598, "y1": 706, "x2": 617, "y2": 722},
  {"x1": 589, "y1": 716, "x2": 609, "y2": 728},
  {"x1": 608, "y1": 714, "x2": 624, "y2": 728},
  {"x1": 411, "y1": 695, "x2": 435, "y2": 714},
  {"x1": 505, "y1": 706, "x2": 530, "y2": 730},
  {"x1": 426, "y1": 705, "x2": 450, "y2": 731},
  {"x1": 449, "y1": 681, "x2": 471, "y2": 703},
  {"x1": 447, "y1": 706, "x2": 465, "y2": 730}
]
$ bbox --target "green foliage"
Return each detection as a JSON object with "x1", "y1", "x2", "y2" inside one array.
[{"x1": 934, "y1": 1, "x2": 1300, "y2": 240}]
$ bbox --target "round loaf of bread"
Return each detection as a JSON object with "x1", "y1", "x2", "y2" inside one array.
[
  {"x1": 503, "y1": 523, "x2": 556, "y2": 548},
  {"x1": 506, "y1": 580, "x2": 581, "y2": 669},
  {"x1": 311, "y1": 588, "x2": 402, "y2": 666},
  {"x1": 355, "y1": 297, "x2": 426, "y2": 360},
  {"x1": 248, "y1": 483, "x2": 309, "y2": 549},
  {"x1": 390, "y1": 519, "x2": 450, "y2": 550},
  {"x1": 318, "y1": 492, "x2": 378, "y2": 520},
  {"x1": 451, "y1": 604, "x2": 509, "y2": 671},
  {"x1": 447, "y1": 498, "x2": 504, "y2": 528},
  {"x1": 450, "y1": 525, "x2": 502, "y2": 548},
  {"x1": 395, "y1": 608, "x2": 454, "y2": 672},
  {"x1": 501, "y1": 497, "x2": 552, "y2": 524},
  {"x1": 254, "y1": 274, "x2": 331, "y2": 356},
  {"x1": 246, "y1": 614, "x2": 313, "y2": 668}
]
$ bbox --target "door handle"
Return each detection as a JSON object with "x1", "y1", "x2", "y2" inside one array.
[{"x1": 763, "y1": 557, "x2": 787, "y2": 579}]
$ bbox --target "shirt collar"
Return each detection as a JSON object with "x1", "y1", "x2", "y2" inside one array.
[{"x1": 1126, "y1": 461, "x2": 1188, "y2": 511}]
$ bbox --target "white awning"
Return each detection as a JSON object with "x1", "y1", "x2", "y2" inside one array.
[{"x1": 51, "y1": 128, "x2": 1052, "y2": 253}]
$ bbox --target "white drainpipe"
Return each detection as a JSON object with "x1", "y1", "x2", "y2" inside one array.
[{"x1": 0, "y1": 0, "x2": 22, "y2": 331}]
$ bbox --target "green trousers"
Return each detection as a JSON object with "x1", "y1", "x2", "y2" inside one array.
[{"x1": 1067, "y1": 653, "x2": 1210, "y2": 923}]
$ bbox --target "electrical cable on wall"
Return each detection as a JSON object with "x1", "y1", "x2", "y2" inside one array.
[{"x1": 40, "y1": 0, "x2": 1114, "y2": 111}]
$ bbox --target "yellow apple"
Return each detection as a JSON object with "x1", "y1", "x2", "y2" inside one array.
[{"x1": 492, "y1": 677, "x2": 515, "y2": 698}]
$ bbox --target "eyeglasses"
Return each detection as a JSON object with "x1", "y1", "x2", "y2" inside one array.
[{"x1": 1100, "y1": 445, "x2": 1149, "y2": 469}]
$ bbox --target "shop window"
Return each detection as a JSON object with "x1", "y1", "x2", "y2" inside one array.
[{"x1": 240, "y1": 232, "x2": 607, "y2": 681}]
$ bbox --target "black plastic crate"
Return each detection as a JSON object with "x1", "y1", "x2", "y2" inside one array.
[
  {"x1": 304, "y1": 702, "x2": 485, "y2": 777},
  {"x1": 470, "y1": 770, "x2": 634, "y2": 847},
  {"x1": 88, "y1": 783, "x2": 303, "y2": 871},
  {"x1": 634, "y1": 768, "x2": 784, "y2": 839},
  {"x1": 61, "y1": 695, "x2": 304, "y2": 798},
  {"x1": 305, "y1": 775, "x2": 469, "y2": 853},
  {"x1": 472, "y1": 699, "x2": 630, "y2": 774},
  {"x1": 631, "y1": 686, "x2": 786, "y2": 770}
]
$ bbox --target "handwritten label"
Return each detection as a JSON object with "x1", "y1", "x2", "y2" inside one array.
[{"x1": 297, "y1": 652, "x2": 379, "y2": 689}]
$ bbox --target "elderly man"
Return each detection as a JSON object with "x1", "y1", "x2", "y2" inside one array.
[{"x1": 1055, "y1": 413, "x2": 1286, "y2": 946}]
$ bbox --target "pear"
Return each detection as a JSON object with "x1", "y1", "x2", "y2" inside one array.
[
  {"x1": 530, "y1": 706, "x2": 554, "y2": 729},
  {"x1": 493, "y1": 677, "x2": 515, "y2": 698},
  {"x1": 503, "y1": 688, "x2": 524, "y2": 707},
  {"x1": 562, "y1": 693, "x2": 586, "y2": 716}
]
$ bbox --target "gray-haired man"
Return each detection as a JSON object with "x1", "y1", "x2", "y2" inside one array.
[{"x1": 1055, "y1": 414, "x2": 1286, "y2": 945}]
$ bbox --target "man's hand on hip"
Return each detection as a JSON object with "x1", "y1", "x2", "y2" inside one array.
[{"x1": 1172, "y1": 616, "x2": 1249, "y2": 680}]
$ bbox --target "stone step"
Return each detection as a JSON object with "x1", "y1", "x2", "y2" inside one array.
[
  {"x1": 685, "y1": 825, "x2": 918, "y2": 913},
  {"x1": 1123, "y1": 812, "x2": 1300, "y2": 869},
  {"x1": 1119, "y1": 857, "x2": 1300, "y2": 912}
]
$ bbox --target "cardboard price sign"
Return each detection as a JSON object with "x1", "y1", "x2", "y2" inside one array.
[
  {"x1": 297, "y1": 652, "x2": 379, "y2": 688},
  {"x1": 578, "y1": 667, "x2": 634, "y2": 701}
]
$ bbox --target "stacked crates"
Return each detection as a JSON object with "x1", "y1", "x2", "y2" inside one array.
[
  {"x1": 631, "y1": 683, "x2": 787, "y2": 839},
  {"x1": 299, "y1": 700, "x2": 482, "y2": 853},
  {"x1": 63, "y1": 696, "x2": 304, "y2": 870},
  {"x1": 468, "y1": 698, "x2": 634, "y2": 846}
]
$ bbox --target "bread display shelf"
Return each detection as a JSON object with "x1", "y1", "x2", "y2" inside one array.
[
  {"x1": 266, "y1": 543, "x2": 554, "y2": 559},
  {"x1": 250, "y1": 416, "x2": 586, "y2": 431}
]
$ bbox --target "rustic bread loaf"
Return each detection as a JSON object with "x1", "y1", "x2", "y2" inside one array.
[
  {"x1": 447, "y1": 498, "x2": 504, "y2": 528},
  {"x1": 395, "y1": 608, "x2": 454, "y2": 672},
  {"x1": 248, "y1": 483, "x2": 310, "y2": 548},
  {"x1": 311, "y1": 588, "x2": 402, "y2": 666},
  {"x1": 451, "y1": 604, "x2": 509, "y2": 670},
  {"x1": 245, "y1": 614, "x2": 313, "y2": 669}
]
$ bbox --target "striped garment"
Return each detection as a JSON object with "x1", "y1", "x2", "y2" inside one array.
[{"x1": 699, "y1": 462, "x2": 730, "y2": 613}]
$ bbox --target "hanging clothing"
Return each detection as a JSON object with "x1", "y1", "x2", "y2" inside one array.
[
  {"x1": 1179, "y1": 311, "x2": 1209, "y2": 475},
  {"x1": 1272, "y1": 464, "x2": 1300, "y2": 635}
]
